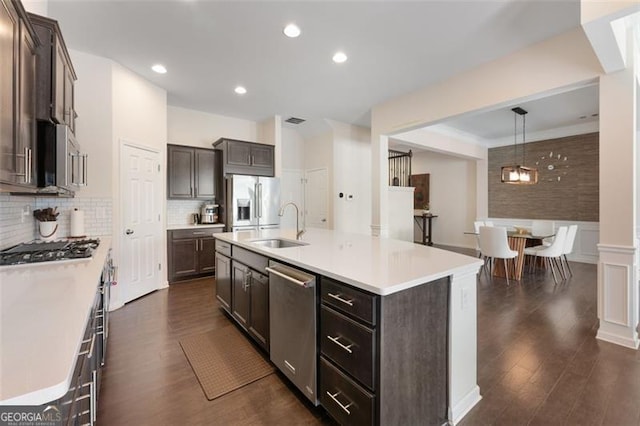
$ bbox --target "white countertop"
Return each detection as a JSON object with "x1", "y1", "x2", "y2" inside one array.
[
  {"x1": 167, "y1": 224, "x2": 225, "y2": 230},
  {"x1": 214, "y1": 229, "x2": 482, "y2": 295},
  {"x1": 0, "y1": 237, "x2": 112, "y2": 405}
]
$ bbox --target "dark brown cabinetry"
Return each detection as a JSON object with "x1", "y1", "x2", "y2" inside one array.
[
  {"x1": 168, "y1": 228, "x2": 222, "y2": 282},
  {"x1": 214, "y1": 242, "x2": 270, "y2": 352},
  {"x1": 215, "y1": 249, "x2": 231, "y2": 311},
  {"x1": 28, "y1": 13, "x2": 77, "y2": 133},
  {"x1": 0, "y1": 0, "x2": 38, "y2": 190},
  {"x1": 213, "y1": 138, "x2": 274, "y2": 177},
  {"x1": 319, "y1": 276, "x2": 449, "y2": 426},
  {"x1": 167, "y1": 144, "x2": 219, "y2": 200}
]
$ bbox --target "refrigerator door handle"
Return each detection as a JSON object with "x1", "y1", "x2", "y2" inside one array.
[{"x1": 257, "y1": 183, "x2": 263, "y2": 218}]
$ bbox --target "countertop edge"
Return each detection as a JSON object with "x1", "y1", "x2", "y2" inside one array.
[
  {"x1": 214, "y1": 232, "x2": 482, "y2": 296},
  {"x1": 0, "y1": 238, "x2": 112, "y2": 405}
]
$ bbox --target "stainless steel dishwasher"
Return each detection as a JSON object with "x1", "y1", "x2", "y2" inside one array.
[{"x1": 266, "y1": 260, "x2": 318, "y2": 405}]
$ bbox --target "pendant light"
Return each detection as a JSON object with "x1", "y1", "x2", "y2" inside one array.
[{"x1": 501, "y1": 107, "x2": 538, "y2": 184}]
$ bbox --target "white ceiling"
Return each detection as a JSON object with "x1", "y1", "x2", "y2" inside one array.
[{"x1": 46, "y1": 0, "x2": 583, "y2": 134}]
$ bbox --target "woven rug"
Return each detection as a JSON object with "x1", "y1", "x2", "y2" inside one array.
[{"x1": 180, "y1": 325, "x2": 274, "y2": 400}]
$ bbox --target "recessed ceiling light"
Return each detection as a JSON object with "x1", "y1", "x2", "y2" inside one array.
[
  {"x1": 151, "y1": 64, "x2": 167, "y2": 74},
  {"x1": 234, "y1": 86, "x2": 247, "y2": 95},
  {"x1": 283, "y1": 23, "x2": 301, "y2": 38},
  {"x1": 332, "y1": 51, "x2": 348, "y2": 64}
]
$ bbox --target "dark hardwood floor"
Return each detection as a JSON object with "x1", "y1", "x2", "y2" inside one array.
[
  {"x1": 97, "y1": 277, "x2": 332, "y2": 426},
  {"x1": 98, "y1": 251, "x2": 640, "y2": 425}
]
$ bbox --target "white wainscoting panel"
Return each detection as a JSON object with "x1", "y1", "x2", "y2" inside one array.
[{"x1": 597, "y1": 244, "x2": 639, "y2": 349}]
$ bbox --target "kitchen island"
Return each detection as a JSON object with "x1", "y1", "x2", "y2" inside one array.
[{"x1": 214, "y1": 228, "x2": 483, "y2": 425}]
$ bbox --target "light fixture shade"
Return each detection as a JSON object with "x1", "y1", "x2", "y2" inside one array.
[{"x1": 501, "y1": 165, "x2": 538, "y2": 184}]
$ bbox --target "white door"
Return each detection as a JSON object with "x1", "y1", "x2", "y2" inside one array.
[
  {"x1": 305, "y1": 168, "x2": 328, "y2": 229},
  {"x1": 281, "y1": 169, "x2": 305, "y2": 230},
  {"x1": 120, "y1": 143, "x2": 162, "y2": 303}
]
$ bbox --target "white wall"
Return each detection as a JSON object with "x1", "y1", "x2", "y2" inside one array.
[
  {"x1": 167, "y1": 105, "x2": 257, "y2": 148},
  {"x1": 70, "y1": 50, "x2": 113, "y2": 198},
  {"x1": 388, "y1": 187, "x2": 414, "y2": 242},
  {"x1": 280, "y1": 127, "x2": 306, "y2": 230},
  {"x1": 304, "y1": 130, "x2": 334, "y2": 228},
  {"x1": 282, "y1": 127, "x2": 305, "y2": 169},
  {"x1": 331, "y1": 121, "x2": 372, "y2": 235},
  {"x1": 412, "y1": 150, "x2": 477, "y2": 248}
]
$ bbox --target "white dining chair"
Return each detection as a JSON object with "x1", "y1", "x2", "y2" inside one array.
[
  {"x1": 532, "y1": 220, "x2": 555, "y2": 245},
  {"x1": 560, "y1": 224, "x2": 578, "y2": 277},
  {"x1": 524, "y1": 226, "x2": 567, "y2": 284},
  {"x1": 478, "y1": 226, "x2": 518, "y2": 285}
]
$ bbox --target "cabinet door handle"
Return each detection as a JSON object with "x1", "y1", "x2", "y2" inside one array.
[
  {"x1": 193, "y1": 231, "x2": 206, "y2": 235},
  {"x1": 326, "y1": 391, "x2": 353, "y2": 415},
  {"x1": 327, "y1": 292, "x2": 354, "y2": 306},
  {"x1": 327, "y1": 335, "x2": 354, "y2": 353},
  {"x1": 244, "y1": 271, "x2": 252, "y2": 291}
]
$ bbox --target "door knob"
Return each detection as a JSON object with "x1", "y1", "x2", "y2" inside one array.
[
  {"x1": 321, "y1": 219, "x2": 327, "y2": 222},
  {"x1": 125, "y1": 229, "x2": 134, "y2": 235}
]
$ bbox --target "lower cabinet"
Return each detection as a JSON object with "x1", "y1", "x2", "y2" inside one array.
[
  {"x1": 43, "y1": 250, "x2": 115, "y2": 425},
  {"x1": 168, "y1": 228, "x2": 222, "y2": 282},
  {"x1": 214, "y1": 242, "x2": 269, "y2": 352}
]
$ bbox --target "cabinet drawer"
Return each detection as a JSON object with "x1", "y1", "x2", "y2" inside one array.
[
  {"x1": 321, "y1": 278, "x2": 377, "y2": 325},
  {"x1": 321, "y1": 305, "x2": 375, "y2": 390},
  {"x1": 233, "y1": 245, "x2": 268, "y2": 273},
  {"x1": 215, "y1": 239, "x2": 232, "y2": 257},
  {"x1": 171, "y1": 228, "x2": 215, "y2": 240},
  {"x1": 320, "y1": 357, "x2": 374, "y2": 426}
]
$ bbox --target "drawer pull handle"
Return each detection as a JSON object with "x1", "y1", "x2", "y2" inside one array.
[
  {"x1": 327, "y1": 292, "x2": 354, "y2": 306},
  {"x1": 326, "y1": 391, "x2": 352, "y2": 415},
  {"x1": 193, "y1": 231, "x2": 206, "y2": 235},
  {"x1": 327, "y1": 335, "x2": 353, "y2": 353}
]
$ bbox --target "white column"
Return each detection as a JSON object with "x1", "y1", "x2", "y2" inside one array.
[
  {"x1": 476, "y1": 159, "x2": 488, "y2": 220},
  {"x1": 449, "y1": 266, "x2": 482, "y2": 424},
  {"x1": 371, "y1": 133, "x2": 389, "y2": 237},
  {"x1": 596, "y1": 25, "x2": 638, "y2": 349}
]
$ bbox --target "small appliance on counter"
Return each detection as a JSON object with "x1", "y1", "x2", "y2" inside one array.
[{"x1": 200, "y1": 203, "x2": 219, "y2": 224}]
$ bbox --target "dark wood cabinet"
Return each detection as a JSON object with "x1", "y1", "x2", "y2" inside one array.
[
  {"x1": 28, "y1": 13, "x2": 77, "y2": 132},
  {"x1": 167, "y1": 144, "x2": 218, "y2": 200},
  {"x1": 319, "y1": 276, "x2": 449, "y2": 426},
  {"x1": 0, "y1": 0, "x2": 38, "y2": 190},
  {"x1": 168, "y1": 228, "x2": 222, "y2": 282},
  {"x1": 231, "y1": 260, "x2": 250, "y2": 328},
  {"x1": 215, "y1": 251, "x2": 231, "y2": 312},
  {"x1": 248, "y1": 269, "x2": 269, "y2": 348},
  {"x1": 213, "y1": 138, "x2": 274, "y2": 177},
  {"x1": 215, "y1": 242, "x2": 270, "y2": 352}
]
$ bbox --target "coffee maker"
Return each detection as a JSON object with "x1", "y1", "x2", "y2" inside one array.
[{"x1": 200, "y1": 203, "x2": 219, "y2": 224}]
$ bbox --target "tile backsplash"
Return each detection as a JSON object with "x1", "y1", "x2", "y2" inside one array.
[
  {"x1": 0, "y1": 195, "x2": 113, "y2": 250},
  {"x1": 167, "y1": 199, "x2": 207, "y2": 226}
]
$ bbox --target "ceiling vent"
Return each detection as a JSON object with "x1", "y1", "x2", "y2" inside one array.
[{"x1": 285, "y1": 117, "x2": 306, "y2": 125}]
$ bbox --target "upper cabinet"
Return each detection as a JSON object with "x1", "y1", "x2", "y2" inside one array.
[
  {"x1": 167, "y1": 144, "x2": 219, "y2": 200},
  {"x1": 213, "y1": 138, "x2": 274, "y2": 177},
  {"x1": 28, "y1": 12, "x2": 77, "y2": 134},
  {"x1": 0, "y1": 0, "x2": 38, "y2": 190}
]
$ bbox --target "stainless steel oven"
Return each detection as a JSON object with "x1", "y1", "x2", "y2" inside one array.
[{"x1": 37, "y1": 122, "x2": 87, "y2": 194}]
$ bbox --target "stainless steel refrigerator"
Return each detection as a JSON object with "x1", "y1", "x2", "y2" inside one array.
[{"x1": 226, "y1": 175, "x2": 281, "y2": 231}]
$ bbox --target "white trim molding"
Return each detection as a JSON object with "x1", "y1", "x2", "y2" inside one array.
[
  {"x1": 596, "y1": 244, "x2": 639, "y2": 349},
  {"x1": 449, "y1": 268, "x2": 483, "y2": 424}
]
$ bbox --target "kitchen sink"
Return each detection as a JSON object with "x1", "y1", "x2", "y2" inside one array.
[{"x1": 250, "y1": 238, "x2": 309, "y2": 248}]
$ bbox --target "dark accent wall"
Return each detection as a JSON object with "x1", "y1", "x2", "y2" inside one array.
[{"x1": 488, "y1": 132, "x2": 599, "y2": 221}]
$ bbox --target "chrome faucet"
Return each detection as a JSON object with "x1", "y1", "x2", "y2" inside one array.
[{"x1": 278, "y1": 202, "x2": 305, "y2": 240}]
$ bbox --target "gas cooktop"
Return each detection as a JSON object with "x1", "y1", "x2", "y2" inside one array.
[{"x1": 0, "y1": 238, "x2": 100, "y2": 266}]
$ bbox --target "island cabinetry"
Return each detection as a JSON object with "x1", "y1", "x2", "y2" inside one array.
[
  {"x1": 216, "y1": 243, "x2": 269, "y2": 351},
  {"x1": 319, "y1": 276, "x2": 450, "y2": 426},
  {"x1": 167, "y1": 144, "x2": 219, "y2": 200},
  {"x1": 213, "y1": 138, "x2": 274, "y2": 177},
  {"x1": 168, "y1": 228, "x2": 221, "y2": 283}
]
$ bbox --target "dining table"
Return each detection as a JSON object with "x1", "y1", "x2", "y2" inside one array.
[{"x1": 466, "y1": 230, "x2": 554, "y2": 280}]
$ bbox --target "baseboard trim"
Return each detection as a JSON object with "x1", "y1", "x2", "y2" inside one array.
[
  {"x1": 596, "y1": 329, "x2": 640, "y2": 349},
  {"x1": 451, "y1": 386, "x2": 482, "y2": 425}
]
